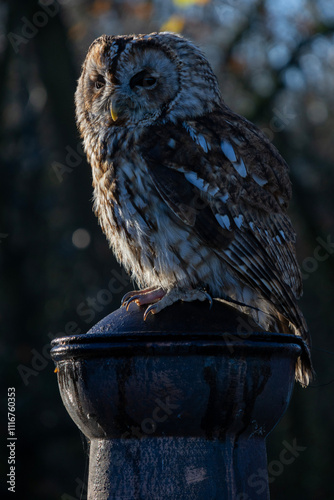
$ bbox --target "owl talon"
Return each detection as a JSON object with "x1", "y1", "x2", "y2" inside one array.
[
  {"x1": 124, "y1": 295, "x2": 141, "y2": 310},
  {"x1": 203, "y1": 291, "x2": 213, "y2": 309},
  {"x1": 121, "y1": 292, "x2": 133, "y2": 306},
  {"x1": 143, "y1": 304, "x2": 156, "y2": 321}
]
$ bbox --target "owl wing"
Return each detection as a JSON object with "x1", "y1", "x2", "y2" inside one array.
[{"x1": 140, "y1": 108, "x2": 306, "y2": 334}]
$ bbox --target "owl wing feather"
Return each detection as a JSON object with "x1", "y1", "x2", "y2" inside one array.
[{"x1": 140, "y1": 109, "x2": 307, "y2": 336}]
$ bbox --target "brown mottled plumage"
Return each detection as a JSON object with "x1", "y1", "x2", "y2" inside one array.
[{"x1": 75, "y1": 32, "x2": 312, "y2": 385}]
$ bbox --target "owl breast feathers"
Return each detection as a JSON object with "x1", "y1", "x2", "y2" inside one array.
[{"x1": 75, "y1": 32, "x2": 312, "y2": 385}]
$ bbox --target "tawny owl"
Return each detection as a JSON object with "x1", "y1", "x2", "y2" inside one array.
[{"x1": 75, "y1": 32, "x2": 312, "y2": 385}]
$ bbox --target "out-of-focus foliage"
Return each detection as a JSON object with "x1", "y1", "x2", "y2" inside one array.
[{"x1": 0, "y1": 0, "x2": 333, "y2": 498}]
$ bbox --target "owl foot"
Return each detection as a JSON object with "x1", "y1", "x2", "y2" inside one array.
[
  {"x1": 121, "y1": 286, "x2": 157, "y2": 305},
  {"x1": 122, "y1": 287, "x2": 166, "y2": 310},
  {"x1": 143, "y1": 288, "x2": 213, "y2": 320}
]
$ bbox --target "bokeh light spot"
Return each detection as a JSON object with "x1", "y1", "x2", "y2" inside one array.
[
  {"x1": 29, "y1": 85, "x2": 47, "y2": 112},
  {"x1": 72, "y1": 228, "x2": 91, "y2": 249},
  {"x1": 306, "y1": 100, "x2": 328, "y2": 124},
  {"x1": 160, "y1": 15, "x2": 185, "y2": 33}
]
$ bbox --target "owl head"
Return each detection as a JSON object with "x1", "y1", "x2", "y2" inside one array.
[{"x1": 75, "y1": 32, "x2": 222, "y2": 134}]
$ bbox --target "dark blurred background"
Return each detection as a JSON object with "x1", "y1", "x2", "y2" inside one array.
[{"x1": 1, "y1": 0, "x2": 334, "y2": 498}]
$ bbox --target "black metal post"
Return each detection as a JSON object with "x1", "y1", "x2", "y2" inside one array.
[{"x1": 51, "y1": 300, "x2": 303, "y2": 499}]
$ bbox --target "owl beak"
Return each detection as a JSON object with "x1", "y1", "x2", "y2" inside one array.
[{"x1": 110, "y1": 99, "x2": 119, "y2": 122}]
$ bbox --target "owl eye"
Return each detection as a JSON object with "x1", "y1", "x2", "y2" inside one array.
[
  {"x1": 94, "y1": 75, "x2": 105, "y2": 90},
  {"x1": 130, "y1": 70, "x2": 157, "y2": 89}
]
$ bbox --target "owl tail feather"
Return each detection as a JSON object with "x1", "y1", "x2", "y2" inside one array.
[
  {"x1": 295, "y1": 349, "x2": 314, "y2": 387},
  {"x1": 287, "y1": 321, "x2": 314, "y2": 387},
  {"x1": 216, "y1": 296, "x2": 314, "y2": 387}
]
